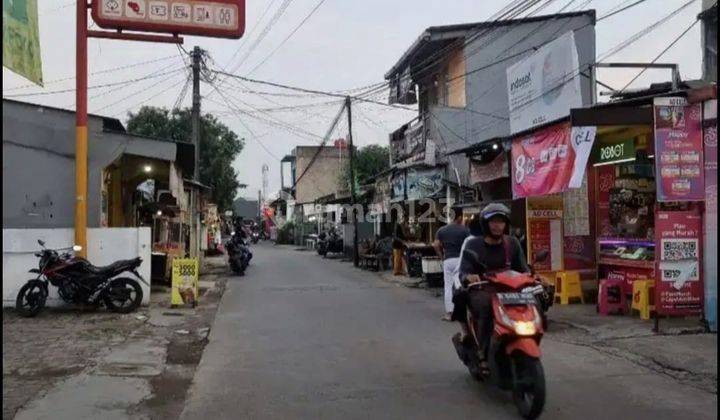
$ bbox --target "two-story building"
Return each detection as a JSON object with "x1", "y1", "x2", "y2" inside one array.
[{"x1": 382, "y1": 10, "x2": 596, "y2": 241}]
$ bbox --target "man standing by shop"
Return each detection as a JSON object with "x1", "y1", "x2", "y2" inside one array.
[{"x1": 433, "y1": 207, "x2": 469, "y2": 321}]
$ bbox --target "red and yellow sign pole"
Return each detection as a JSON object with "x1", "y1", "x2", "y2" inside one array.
[{"x1": 75, "y1": 0, "x2": 88, "y2": 258}]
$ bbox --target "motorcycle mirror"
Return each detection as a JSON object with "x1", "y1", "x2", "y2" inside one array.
[
  {"x1": 73, "y1": 245, "x2": 83, "y2": 252},
  {"x1": 38, "y1": 239, "x2": 46, "y2": 247}
]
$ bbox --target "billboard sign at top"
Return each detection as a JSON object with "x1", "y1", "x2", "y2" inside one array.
[
  {"x1": 91, "y1": 0, "x2": 245, "y2": 39},
  {"x1": 506, "y1": 31, "x2": 582, "y2": 135}
]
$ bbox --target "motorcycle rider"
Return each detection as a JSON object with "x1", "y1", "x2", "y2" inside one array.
[{"x1": 454, "y1": 203, "x2": 529, "y2": 373}]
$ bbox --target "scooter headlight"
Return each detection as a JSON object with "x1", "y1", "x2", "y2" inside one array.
[{"x1": 513, "y1": 321, "x2": 537, "y2": 336}]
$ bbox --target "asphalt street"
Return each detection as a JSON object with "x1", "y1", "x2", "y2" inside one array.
[{"x1": 180, "y1": 243, "x2": 717, "y2": 420}]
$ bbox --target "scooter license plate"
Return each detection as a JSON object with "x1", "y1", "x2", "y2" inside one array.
[{"x1": 497, "y1": 292, "x2": 536, "y2": 306}]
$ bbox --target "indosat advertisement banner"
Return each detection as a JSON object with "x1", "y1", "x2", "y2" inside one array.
[{"x1": 506, "y1": 31, "x2": 582, "y2": 135}]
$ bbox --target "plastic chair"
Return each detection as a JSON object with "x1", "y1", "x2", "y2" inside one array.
[
  {"x1": 598, "y1": 278, "x2": 627, "y2": 315},
  {"x1": 554, "y1": 271, "x2": 584, "y2": 305},
  {"x1": 631, "y1": 279, "x2": 655, "y2": 320}
]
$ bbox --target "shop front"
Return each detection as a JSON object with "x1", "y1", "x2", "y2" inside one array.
[
  {"x1": 509, "y1": 120, "x2": 597, "y2": 288},
  {"x1": 571, "y1": 89, "x2": 715, "y2": 329}
]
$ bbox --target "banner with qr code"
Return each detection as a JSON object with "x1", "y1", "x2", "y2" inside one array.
[
  {"x1": 171, "y1": 258, "x2": 199, "y2": 307},
  {"x1": 655, "y1": 211, "x2": 703, "y2": 316}
]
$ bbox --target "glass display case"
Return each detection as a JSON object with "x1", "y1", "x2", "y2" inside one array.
[{"x1": 598, "y1": 238, "x2": 656, "y2": 269}]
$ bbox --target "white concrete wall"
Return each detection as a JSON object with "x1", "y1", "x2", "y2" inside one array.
[{"x1": 3, "y1": 228, "x2": 151, "y2": 308}]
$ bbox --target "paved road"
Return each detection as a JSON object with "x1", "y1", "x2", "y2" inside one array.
[{"x1": 181, "y1": 243, "x2": 716, "y2": 420}]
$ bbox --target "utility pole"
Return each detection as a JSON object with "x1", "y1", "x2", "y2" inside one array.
[
  {"x1": 345, "y1": 96, "x2": 359, "y2": 267},
  {"x1": 191, "y1": 46, "x2": 202, "y2": 258},
  {"x1": 192, "y1": 46, "x2": 202, "y2": 181},
  {"x1": 74, "y1": 0, "x2": 89, "y2": 258}
]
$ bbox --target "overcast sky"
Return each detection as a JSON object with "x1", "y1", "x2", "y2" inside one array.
[{"x1": 2, "y1": 0, "x2": 707, "y2": 201}]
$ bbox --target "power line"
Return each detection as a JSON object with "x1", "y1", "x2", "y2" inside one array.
[
  {"x1": 230, "y1": 0, "x2": 294, "y2": 74},
  {"x1": 618, "y1": 18, "x2": 701, "y2": 92},
  {"x1": 247, "y1": 0, "x2": 327, "y2": 75},
  {"x1": 3, "y1": 55, "x2": 179, "y2": 92},
  {"x1": 113, "y1": 76, "x2": 189, "y2": 119},
  {"x1": 210, "y1": 69, "x2": 416, "y2": 111},
  {"x1": 222, "y1": 0, "x2": 279, "y2": 74},
  {"x1": 97, "y1": 72, "x2": 187, "y2": 113},
  {"x1": 597, "y1": 0, "x2": 649, "y2": 21},
  {"x1": 4, "y1": 67, "x2": 185, "y2": 98}
]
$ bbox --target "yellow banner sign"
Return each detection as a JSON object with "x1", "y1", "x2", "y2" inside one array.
[
  {"x1": 171, "y1": 258, "x2": 198, "y2": 307},
  {"x1": 3, "y1": 0, "x2": 43, "y2": 86}
]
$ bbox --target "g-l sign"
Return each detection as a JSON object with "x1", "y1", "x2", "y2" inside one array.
[{"x1": 91, "y1": 0, "x2": 245, "y2": 39}]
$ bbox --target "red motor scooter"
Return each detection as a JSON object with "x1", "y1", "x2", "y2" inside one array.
[{"x1": 452, "y1": 253, "x2": 547, "y2": 419}]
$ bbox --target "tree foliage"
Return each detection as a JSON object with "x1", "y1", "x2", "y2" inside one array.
[
  {"x1": 126, "y1": 106, "x2": 245, "y2": 211},
  {"x1": 340, "y1": 144, "x2": 390, "y2": 189}
]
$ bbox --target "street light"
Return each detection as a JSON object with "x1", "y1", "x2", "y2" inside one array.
[{"x1": 144, "y1": 165, "x2": 153, "y2": 173}]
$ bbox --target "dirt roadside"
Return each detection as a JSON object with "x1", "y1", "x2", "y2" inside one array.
[{"x1": 2, "y1": 256, "x2": 230, "y2": 420}]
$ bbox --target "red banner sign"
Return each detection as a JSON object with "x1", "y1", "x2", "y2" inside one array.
[
  {"x1": 511, "y1": 122, "x2": 576, "y2": 199},
  {"x1": 91, "y1": 0, "x2": 245, "y2": 39},
  {"x1": 655, "y1": 210, "x2": 704, "y2": 316},
  {"x1": 653, "y1": 98, "x2": 704, "y2": 201}
]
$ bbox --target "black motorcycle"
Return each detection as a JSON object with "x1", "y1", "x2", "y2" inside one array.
[
  {"x1": 317, "y1": 229, "x2": 343, "y2": 257},
  {"x1": 226, "y1": 233, "x2": 252, "y2": 275},
  {"x1": 15, "y1": 240, "x2": 148, "y2": 317}
]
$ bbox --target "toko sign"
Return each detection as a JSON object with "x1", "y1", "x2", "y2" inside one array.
[
  {"x1": 91, "y1": 0, "x2": 245, "y2": 39},
  {"x1": 506, "y1": 31, "x2": 583, "y2": 134}
]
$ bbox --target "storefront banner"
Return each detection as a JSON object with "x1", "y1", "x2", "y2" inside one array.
[
  {"x1": 506, "y1": 31, "x2": 582, "y2": 134},
  {"x1": 596, "y1": 165, "x2": 616, "y2": 238},
  {"x1": 406, "y1": 167, "x2": 444, "y2": 201},
  {"x1": 655, "y1": 210, "x2": 703, "y2": 316},
  {"x1": 703, "y1": 99, "x2": 717, "y2": 331},
  {"x1": 469, "y1": 152, "x2": 509, "y2": 184},
  {"x1": 653, "y1": 97, "x2": 705, "y2": 201},
  {"x1": 511, "y1": 122, "x2": 576, "y2": 199},
  {"x1": 390, "y1": 171, "x2": 405, "y2": 202},
  {"x1": 568, "y1": 126, "x2": 596, "y2": 188},
  {"x1": 2, "y1": 0, "x2": 43, "y2": 86}
]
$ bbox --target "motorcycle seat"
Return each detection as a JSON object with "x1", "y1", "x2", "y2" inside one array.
[{"x1": 87, "y1": 257, "x2": 142, "y2": 275}]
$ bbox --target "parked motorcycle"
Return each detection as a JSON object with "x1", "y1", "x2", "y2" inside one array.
[
  {"x1": 452, "y1": 253, "x2": 548, "y2": 419},
  {"x1": 317, "y1": 228, "x2": 343, "y2": 257},
  {"x1": 226, "y1": 232, "x2": 252, "y2": 275},
  {"x1": 16, "y1": 240, "x2": 147, "y2": 318}
]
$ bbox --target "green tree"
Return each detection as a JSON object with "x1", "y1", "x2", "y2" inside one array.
[
  {"x1": 340, "y1": 144, "x2": 390, "y2": 189},
  {"x1": 126, "y1": 106, "x2": 245, "y2": 211}
]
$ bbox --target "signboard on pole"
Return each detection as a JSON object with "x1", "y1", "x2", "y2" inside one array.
[
  {"x1": 171, "y1": 258, "x2": 199, "y2": 307},
  {"x1": 91, "y1": 0, "x2": 245, "y2": 39},
  {"x1": 655, "y1": 210, "x2": 703, "y2": 316},
  {"x1": 2, "y1": 0, "x2": 43, "y2": 85},
  {"x1": 511, "y1": 122, "x2": 577, "y2": 199},
  {"x1": 506, "y1": 31, "x2": 582, "y2": 134},
  {"x1": 653, "y1": 97, "x2": 704, "y2": 201}
]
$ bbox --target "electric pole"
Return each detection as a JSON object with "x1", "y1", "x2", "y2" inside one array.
[
  {"x1": 346, "y1": 96, "x2": 359, "y2": 267},
  {"x1": 192, "y1": 46, "x2": 202, "y2": 181},
  {"x1": 191, "y1": 46, "x2": 202, "y2": 258}
]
